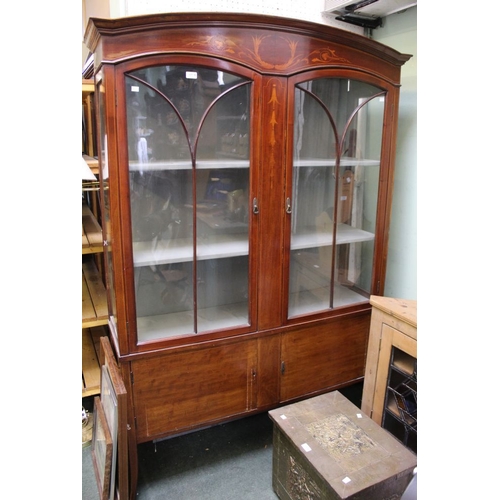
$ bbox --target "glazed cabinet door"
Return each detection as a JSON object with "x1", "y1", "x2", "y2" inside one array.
[
  {"x1": 113, "y1": 61, "x2": 259, "y2": 350},
  {"x1": 285, "y1": 74, "x2": 388, "y2": 320}
]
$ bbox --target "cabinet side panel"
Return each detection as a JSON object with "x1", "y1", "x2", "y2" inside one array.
[
  {"x1": 132, "y1": 341, "x2": 256, "y2": 441},
  {"x1": 280, "y1": 313, "x2": 369, "y2": 402}
]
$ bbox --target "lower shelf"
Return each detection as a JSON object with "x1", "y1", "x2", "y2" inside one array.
[
  {"x1": 82, "y1": 326, "x2": 108, "y2": 398},
  {"x1": 136, "y1": 302, "x2": 248, "y2": 342}
]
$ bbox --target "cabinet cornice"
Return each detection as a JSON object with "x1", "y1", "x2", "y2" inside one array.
[{"x1": 85, "y1": 13, "x2": 411, "y2": 82}]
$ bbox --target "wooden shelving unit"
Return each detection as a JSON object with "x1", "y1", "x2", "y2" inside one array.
[
  {"x1": 82, "y1": 78, "x2": 108, "y2": 397},
  {"x1": 82, "y1": 203, "x2": 103, "y2": 255},
  {"x1": 82, "y1": 253, "x2": 107, "y2": 326},
  {"x1": 82, "y1": 198, "x2": 108, "y2": 396},
  {"x1": 82, "y1": 79, "x2": 96, "y2": 158},
  {"x1": 82, "y1": 197, "x2": 108, "y2": 397},
  {"x1": 82, "y1": 326, "x2": 106, "y2": 397}
]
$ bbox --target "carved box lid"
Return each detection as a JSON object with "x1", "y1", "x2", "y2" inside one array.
[{"x1": 269, "y1": 391, "x2": 416, "y2": 498}]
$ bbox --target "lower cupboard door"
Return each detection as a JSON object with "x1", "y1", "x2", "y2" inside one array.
[
  {"x1": 280, "y1": 313, "x2": 369, "y2": 403},
  {"x1": 131, "y1": 341, "x2": 257, "y2": 441}
]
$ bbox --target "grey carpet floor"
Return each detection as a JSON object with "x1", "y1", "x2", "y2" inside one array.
[
  {"x1": 136, "y1": 412, "x2": 277, "y2": 499},
  {"x1": 83, "y1": 411, "x2": 277, "y2": 500},
  {"x1": 82, "y1": 384, "x2": 362, "y2": 499}
]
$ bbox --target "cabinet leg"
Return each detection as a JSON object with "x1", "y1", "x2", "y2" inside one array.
[{"x1": 128, "y1": 432, "x2": 138, "y2": 499}]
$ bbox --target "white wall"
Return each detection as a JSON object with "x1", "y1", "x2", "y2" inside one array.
[
  {"x1": 373, "y1": 6, "x2": 417, "y2": 300},
  {"x1": 82, "y1": 0, "x2": 363, "y2": 67},
  {"x1": 91, "y1": 0, "x2": 363, "y2": 32},
  {"x1": 82, "y1": 0, "x2": 363, "y2": 34}
]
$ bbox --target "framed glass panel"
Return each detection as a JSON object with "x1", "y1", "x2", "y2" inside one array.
[
  {"x1": 288, "y1": 78, "x2": 385, "y2": 318},
  {"x1": 125, "y1": 66, "x2": 252, "y2": 342},
  {"x1": 97, "y1": 77, "x2": 118, "y2": 341}
]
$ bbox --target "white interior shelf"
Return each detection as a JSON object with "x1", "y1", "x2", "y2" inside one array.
[
  {"x1": 137, "y1": 302, "x2": 249, "y2": 342},
  {"x1": 128, "y1": 157, "x2": 379, "y2": 172},
  {"x1": 129, "y1": 159, "x2": 249, "y2": 171},
  {"x1": 133, "y1": 223, "x2": 373, "y2": 267},
  {"x1": 133, "y1": 235, "x2": 249, "y2": 267},
  {"x1": 291, "y1": 223, "x2": 374, "y2": 250},
  {"x1": 293, "y1": 157, "x2": 380, "y2": 168},
  {"x1": 136, "y1": 282, "x2": 368, "y2": 340},
  {"x1": 289, "y1": 283, "x2": 369, "y2": 318}
]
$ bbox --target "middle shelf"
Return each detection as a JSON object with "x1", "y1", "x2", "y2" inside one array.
[
  {"x1": 127, "y1": 156, "x2": 380, "y2": 172},
  {"x1": 132, "y1": 223, "x2": 373, "y2": 267}
]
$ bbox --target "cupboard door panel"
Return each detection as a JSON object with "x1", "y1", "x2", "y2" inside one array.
[
  {"x1": 132, "y1": 341, "x2": 256, "y2": 441},
  {"x1": 280, "y1": 313, "x2": 369, "y2": 402}
]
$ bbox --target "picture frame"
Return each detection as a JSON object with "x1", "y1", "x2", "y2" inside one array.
[
  {"x1": 91, "y1": 396, "x2": 113, "y2": 500},
  {"x1": 100, "y1": 336, "x2": 129, "y2": 500},
  {"x1": 100, "y1": 364, "x2": 118, "y2": 500}
]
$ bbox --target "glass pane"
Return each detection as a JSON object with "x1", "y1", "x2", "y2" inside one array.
[
  {"x1": 336, "y1": 95, "x2": 383, "y2": 302},
  {"x1": 288, "y1": 78, "x2": 385, "y2": 318},
  {"x1": 382, "y1": 347, "x2": 417, "y2": 453},
  {"x1": 98, "y1": 80, "x2": 117, "y2": 335},
  {"x1": 125, "y1": 66, "x2": 251, "y2": 342},
  {"x1": 195, "y1": 81, "x2": 250, "y2": 332}
]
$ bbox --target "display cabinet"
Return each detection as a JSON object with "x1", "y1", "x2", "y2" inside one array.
[{"x1": 84, "y1": 12, "x2": 410, "y2": 496}]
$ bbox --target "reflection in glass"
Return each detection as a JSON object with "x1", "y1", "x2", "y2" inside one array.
[
  {"x1": 125, "y1": 66, "x2": 251, "y2": 342},
  {"x1": 289, "y1": 78, "x2": 385, "y2": 318}
]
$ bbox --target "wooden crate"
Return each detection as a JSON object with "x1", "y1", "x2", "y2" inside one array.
[{"x1": 269, "y1": 391, "x2": 416, "y2": 499}]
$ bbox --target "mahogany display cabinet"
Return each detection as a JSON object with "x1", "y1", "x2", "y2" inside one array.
[{"x1": 84, "y1": 12, "x2": 411, "y2": 497}]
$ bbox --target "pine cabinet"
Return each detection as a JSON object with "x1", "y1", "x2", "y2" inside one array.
[
  {"x1": 361, "y1": 295, "x2": 417, "y2": 453},
  {"x1": 84, "y1": 12, "x2": 410, "y2": 493}
]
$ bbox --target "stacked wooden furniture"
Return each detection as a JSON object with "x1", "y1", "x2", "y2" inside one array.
[{"x1": 84, "y1": 13, "x2": 411, "y2": 497}]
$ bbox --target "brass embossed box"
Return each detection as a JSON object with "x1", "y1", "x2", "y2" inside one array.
[{"x1": 269, "y1": 391, "x2": 416, "y2": 499}]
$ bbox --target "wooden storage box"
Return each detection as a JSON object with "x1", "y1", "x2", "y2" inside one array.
[{"x1": 269, "y1": 391, "x2": 416, "y2": 499}]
